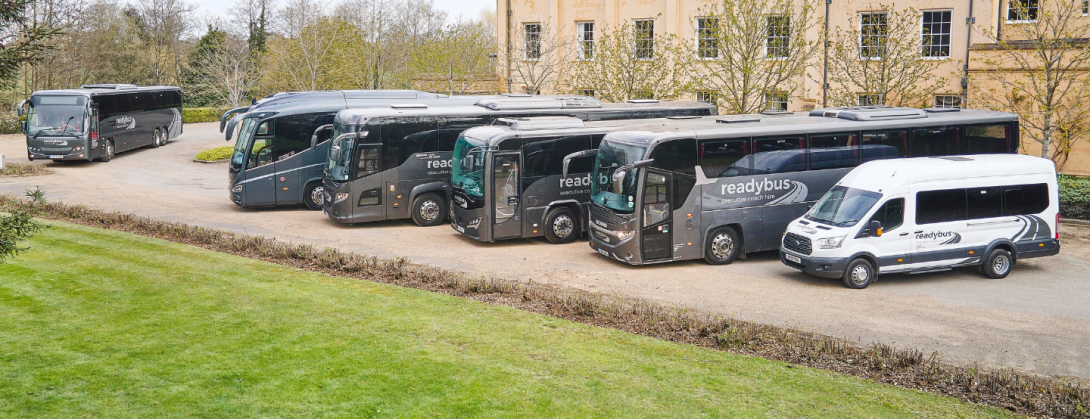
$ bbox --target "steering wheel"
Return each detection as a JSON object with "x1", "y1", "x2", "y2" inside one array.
[{"x1": 253, "y1": 146, "x2": 273, "y2": 166}]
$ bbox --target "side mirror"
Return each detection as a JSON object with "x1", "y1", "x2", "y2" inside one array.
[
  {"x1": 16, "y1": 99, "x2": 27, "y2": 117},
  {"x1": 869, "y1": 220, "x2": 883, "y2": 237},
  {"x1": 611, "y1": 169, "x2": 627, "y2": 194},
  {"x1": 561, "y1": 149, "x2": 597, "y2": 178},
  {"x1": 311, "y1": 124, "x2": 334, "y2": 148}
]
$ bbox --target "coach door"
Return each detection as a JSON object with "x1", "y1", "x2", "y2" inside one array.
[
  {"x1": 492, "y1": 153, "x2": 522, "y2": 239},
  {"x1": 641, "y1": 169, "x2": 673, "y2": 261},
  {"x1": 243, "y1": 121, "x2": 277, "y2": 207}
]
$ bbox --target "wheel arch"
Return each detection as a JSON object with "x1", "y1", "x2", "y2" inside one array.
[
  {"x1": 984, "y1": 239, "x2": 1018, "y2": 262},
  {"x1": 542, "y1": 199, "x2": 582, "y2": 227},
  {"x1": 408, "y1": 182, "x2": 450, "y2": 205}
]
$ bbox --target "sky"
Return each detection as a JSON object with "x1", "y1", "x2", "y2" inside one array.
[{"x1": 187, "y1": 0, "x2": 494, "y2": 24}]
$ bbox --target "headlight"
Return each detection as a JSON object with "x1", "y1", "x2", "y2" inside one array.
[
  {"x1": 334, "y1": 193, "x2": 349, "y2": 203},
  {"x1": 616, "y1": 230, "x2": 635, "y2": 241},
  {"x1": 816, "y1": 235, "x2": 847, "y2": 249}
]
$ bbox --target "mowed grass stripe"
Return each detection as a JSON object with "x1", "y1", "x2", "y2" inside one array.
[{"x1": 0, "y1": 221, "x2": 1010, "y2": 418}]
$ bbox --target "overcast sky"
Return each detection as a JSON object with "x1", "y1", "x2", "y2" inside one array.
[{"x1": 188, "y1": 0, "x2": 495, "y2": 25}]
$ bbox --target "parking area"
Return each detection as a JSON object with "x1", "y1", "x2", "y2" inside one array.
[{"x1": 2, "y1": 122, "x2": 1089, "y2": 380}]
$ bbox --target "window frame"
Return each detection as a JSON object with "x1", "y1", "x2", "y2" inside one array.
[
  {"x1": 859, "y1": 11, "x2": 888, "y2": 60},
  {"x1": 858, "y1": 94, "x2": 885, "y2": 106},
  {"x1": 766, "y1": 14, "x2": 791, "y2": 60},
  {"x1": 1006, "y1": 0, "x2": 1039, "y2": 23},
  {"x1": 765, "y1": 91, "x2": 789, "y2": 111},
  {"x1": 577, "y1": 21, "x2": 595, "y2": 61},
  {"x1": 523, "y1": 23, "x2": 542, "y2": 61},
  {"x1": 920, "y1": 9, "x2": 952, "y2": 59},
  {"x1": 934, "y1": 94, "x2": 962, "y2": 108},
  {"x1": 696, "y1": 17, "x2": 719, "y2": 60},
  {"x1": 634, "y1": 19, "x2": 656, "y2": 61},
  {"x1": 696, "y1": 91, "x2": 718, "y2": 106}
]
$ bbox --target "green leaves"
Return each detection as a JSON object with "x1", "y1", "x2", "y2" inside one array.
[{"x1": 0, "y1": 188, "x2": 46, "y2": 263}]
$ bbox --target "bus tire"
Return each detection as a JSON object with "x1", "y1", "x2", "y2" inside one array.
[
  {"x1": 842, "y1": 258, "x2": 875, "y2": 289},
  {"x1": 150, "y1": 128, "x2": 161, "y2": 148},
  {"x1": 411, "y1": 193, "x2": 446, "y2": 227},
  {"x1": 704, "y1": 227, "x2": 740, "y2": 265},
  {"x1": 303, "y1": 182, "x2": 324, "y2": 211},
  {"x1": 980, "y1": 248, "x2": 1013, "y2": 279},
  {"x1": 100, "y1": 140, "x2": 114, "y2": 162},
  {"x1": 161, "y1": 127, "x2": 170, "y2": 144},
  {"x1": 544, "y1": 207, "x2": 579, "y2": 244}
]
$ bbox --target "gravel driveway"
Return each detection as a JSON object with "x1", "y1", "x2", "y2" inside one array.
[{"x1": 2, "y1": 122, "x2": 1089, "y2": 380}]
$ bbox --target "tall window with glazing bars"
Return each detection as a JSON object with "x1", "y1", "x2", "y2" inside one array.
[
  {"x1": 921, "y1": 10, "x2": 951, "y2": 58},
  {"x1": 859, "y1": 12, "x2": 887, "y2": 59},
  {"x1": 766, "y1": 15, "x2": 790, "y2": 58},
  {"x1": 697, "y1": 17, "x2": 718, "y2": 59},
  {"x1": 634, "y1": 19, "x2": 655, "y2": 60},
  {"x1": 524, "y1": 23, "x2": 541, "y2": 60},
  {"x1": 577, "y1": 22, "x2": 595, "y2": 60}
]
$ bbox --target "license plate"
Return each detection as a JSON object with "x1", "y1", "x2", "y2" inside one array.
[
  {"x1": 597, "y1": 248, "x2": 609, "y2": 257},
  {"x1": 785, "y1": 254, "x2": 801, "y2": 264},
  {"x1": 456, "y1": 225, "x2": 465, "y2": 233},
  {"x1": 49, "y1": 155, "x2": 64, "y2": 159}
]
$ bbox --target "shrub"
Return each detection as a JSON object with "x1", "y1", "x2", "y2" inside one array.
[
  {"x1": 1059, "y1": 174, "x2": 1090, "y2": 220},
  {"x1": 0, "y1": 114, "x2": 24, "y2": 134},
  {"x1": 0, "y1": 163, "x2": 52, "y2": 177},
  {"x1": 182, "y1": 107, "x2": 232, "y2": 123},
  {"x1": 0, "y1": 188, "x2": 45, "y2": 263},
  {"x1": 195, "y1": 145, "x2": 234, "y2": 162}
]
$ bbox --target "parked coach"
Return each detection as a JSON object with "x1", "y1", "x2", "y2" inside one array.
[{"x1": 20, "y1": 84, "x2": 182, "y2": 162}]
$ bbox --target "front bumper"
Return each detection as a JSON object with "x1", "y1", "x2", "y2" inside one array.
[
  {"x1": 780, "y1": 249, "x2": 849, "y2": 279},
  {"x1": 28, "y1": 149, "x2": 89, "y2": 161}
]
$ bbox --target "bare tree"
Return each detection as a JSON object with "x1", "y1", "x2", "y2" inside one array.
[
  {"x1": 192, "y1": 33, "x2": 259, "y2": 106},
  {"x1": 567, "y1": 20, "x2": 690, "y2": 101},
  {"x1": 826, "y1": 5, "x2": 951, "y2": 107},
  {"x1": 501, "y1": 20, "x2": 572, "y2": 94},
  {"x1": 229, "y1": 0, "x2": 274, "y2": 52},
  {"x1": 689, "y1": 0, "x2": 820, "y2": 113},
  {"x1": 972, "y1": 0, "x2": 1090, "y2": 166},
  {"x1": 133, "y1": 0, "x2": 196, "y2": 85}
]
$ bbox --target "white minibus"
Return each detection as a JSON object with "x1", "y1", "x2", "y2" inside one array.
[{"x1": 780, "y1": 154, "x2": 1060, "y2": 288}]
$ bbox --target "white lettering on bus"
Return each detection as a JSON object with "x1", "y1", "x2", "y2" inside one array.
[
  {"x1": 721, "y1": 178, "x2": 792, "y2": 196},
  {"x1": 561, "y1": 174, "x2": 593, "y2": 188}
]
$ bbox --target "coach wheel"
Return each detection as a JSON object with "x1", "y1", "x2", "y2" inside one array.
[
  {"x1": 544, "y1": 207, "x2": 580, "y2": 244},
  {"x1": 161, "y1": 127, "x2": 170, "y2": 144},
  {"x1": 704, "y1": 227, "x2": 741, "y2": 265},
  {"x1": 151, "y1": 128, "x2": 162, "y2": 148},
  {"x1": 980, "y1": 248, "x2": 1013, "y2": 279},
  {"x1": 411, "y1": 193, "x2": 447, "y2": 227},
  {"x1": 842, "y1": 258, "x2": 876, "y2": 289},
  {"x1": 100, "y1": 140, "x2": 114, "y2": 162},
  {"x1": 303, "y1": 182, "x2": 324, "y2": 211}
]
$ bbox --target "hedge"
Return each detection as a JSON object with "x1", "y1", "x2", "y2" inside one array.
[
  {"x1": 0, "y1": 115, "x2": 23, "y2": 135},
  {"x1": 1059, "y1": 174, "x2": 1090, "y2": 220},
  {"x1": 182, "y1": 107, "x2": 232, "y2": 123},
  {"x1": 194, "y1": 145, "x2": 234, "y2": 162}
]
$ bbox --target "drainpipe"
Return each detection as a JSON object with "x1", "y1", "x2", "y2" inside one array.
[
  {"x1": 963, "y1": 0, "x2": 975, "y2": 105},
  {"x1": 822, "y1": 0, "x2": 831, "y2": 107},
  {"x1": 505, "y1": 0, "x2": 513, "y2": 93}
]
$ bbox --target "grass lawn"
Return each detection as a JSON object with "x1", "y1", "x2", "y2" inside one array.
[{"x1": 0, "y1": 221, "x2": 1011, "y2": 418}]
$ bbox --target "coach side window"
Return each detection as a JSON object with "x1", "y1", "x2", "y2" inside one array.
[
  {"x1": 860, "y1": 130, "x2": 907, "y2": 161},
  {"x1": 525, "y1": 135, "x2": 592, "y2": 178},
  {"x1": 698, "y1": 138, "x2": 750, "y2": 178},
  {"x1": 273, "y1": 113, "x2": 327, "y2": 162},
  {"x1": 967, "y1": 187, "x2": 1003, "y2": 219},
  {"x1": 963, "y1": 124, "x2": 1011, "y2": 154},
  {"x1": 752, "y1": 136, "x2": 806, "y2": 173},
  {"x1": 381, "y1": 116, "x2": 440, "y2": 170},
  {"x1": 911, "y1": 126, "x2": 960, "y2": 157},
  {"x1": 1005, "y1": 183, "x2": 1049, "y2": 215},
  {"x1": 808, "y1": 132, "x2": 858, "y2": 170},
  {"x1": 916, "y1": 189, "x2": 967, "y2": 224}
]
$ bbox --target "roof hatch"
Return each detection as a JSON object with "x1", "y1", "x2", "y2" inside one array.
[{"x1": 809, "y1": 106, "x2": 928, "y2": 121}]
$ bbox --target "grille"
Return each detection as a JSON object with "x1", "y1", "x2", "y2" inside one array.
[{"x1": 783, "y1": 233, "x2": 812, "y2": 255}]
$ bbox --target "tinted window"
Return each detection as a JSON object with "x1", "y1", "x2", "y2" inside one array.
[
  {"x1": 916, "y1": 188, "x2": 967, "y2": 224},
  {"x1": 699, "y1": 138, "x2": 750, "y2": 178},
  {"x1": 912, "y1": 126, "x2": 960, "y2": 157},
  {"x1": 649, "y1": 139, "x2": 697, "y2": 176},
  {"x1": 1005, "y1": 183, "x2": 1049, "y2": 215},
  {"x1": 861, "y1": 130, "x2": 907, "y2": 161},
  {"x1": 438, "y1": 116, "x2": 486, "y2": 151},
  {"x1": 380, "y1": 116, "x2": 439, "y2": 169},
  {"x1": 963, "y1": 124, "x2": 1011, "y2": 154},
  {"x1": 273, "y1": 113, "x2": 334, "y2": 161},
  {"x1": 752, "y1": 136, "x2": 806, "y2": 174},
  {"x1": 967, "y1": 187, "x2": 1002, "y2": 219},
  {"x1": 808, "y1": 132, "x2": 858, "y2": 170},
  {"x1": 869, "y1": 198, "x2": 905, "y2": 231},
  {"x1": 524, "y1": 135, "x2": 592, "y2": 178},
  {"x1": 96, "y1": 95, "x2": 115, "y2": 118}
]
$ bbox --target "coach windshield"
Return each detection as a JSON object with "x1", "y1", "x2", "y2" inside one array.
[
  {"x1": 590, "y1": 139, "x2": 645, "y2": 214},
  {"x1": 451, "y1": 134, "x2": 489, "y2": 198},
  {"x1": 27, "y1": 95, "x2": 87, "y2": 137},
  {"x1": 229, "y1": 118, "x2": 260, "y2": 172}
]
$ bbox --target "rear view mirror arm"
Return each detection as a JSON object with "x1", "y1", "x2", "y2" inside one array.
[{"x1": 561, "y1": 149, "x2": 597, "y2": 178}]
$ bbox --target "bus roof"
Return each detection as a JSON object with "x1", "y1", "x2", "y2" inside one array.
[
  {"x1": 463, "y1": 115, "x2": 712, "y2": 147},
  {"x1": 600, "y1": 107, "x2": 1018, "y2": 146},
  {"x1": 333, "y1": 100, "x2": 716, "y2": 125},
  {"x1": 30, "y1": 84, "x2": 181, "y2": 96},
  {"x1": 836, "y1": 154, "x2": 1055, "y2": 194}
]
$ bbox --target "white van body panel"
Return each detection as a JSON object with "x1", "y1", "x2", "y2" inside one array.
[{"x1": 781, "y1": 154, "x2": 1059, "y2": 280}]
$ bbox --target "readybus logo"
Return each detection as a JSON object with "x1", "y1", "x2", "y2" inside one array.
[
  {"x1": 561, "y1": 174, "x2": 592, "y2": 188},
  {"x1": 721, "y1": 178, "x2": 794, "y2": 196},
  {"x1": 717, "y1": 178, "x2": 809, "y2": 205},
  {"x1": 116, "y1": 116, "x2": 135, "y2": 130}
]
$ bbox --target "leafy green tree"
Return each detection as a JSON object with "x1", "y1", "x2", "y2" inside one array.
[
  {"x1": 0, "y1": 188, "x2": 46, "y2": 263},
  {"x1": 183, "y1": 25, "x2": 228, "y2": 106},
  {"x1": 0, "y1": 0, "x2": 62, "y2": 86},
  {"x1": 567, "y1": 20, "x2": 690, "y2": 101}
]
